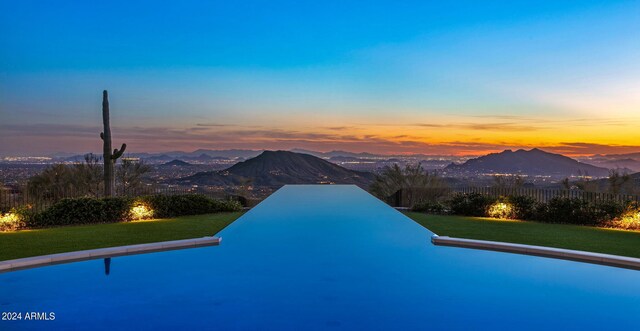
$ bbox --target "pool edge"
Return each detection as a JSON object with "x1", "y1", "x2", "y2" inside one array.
[
  {"x1": 0, "y1": 236, "x2": 221, "y2": 273},
  {"x1": 431, "y1": 235, "x2": 640, "y2": 271}
]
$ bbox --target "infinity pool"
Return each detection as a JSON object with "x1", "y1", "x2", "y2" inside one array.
[{"x1": 2, "y1": 185, "x2": 639, "y2": 330}]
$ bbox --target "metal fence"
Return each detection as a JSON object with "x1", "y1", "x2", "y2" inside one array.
[
  {"x1": 388, "y1": 186, "x2": 640, "y2": 207},
  {"x1": 5, "y1": 184, "x2": 639, "y2": 212},
  {"x1": 0, "y1": 185, "x2": 254, "y2": 213}
]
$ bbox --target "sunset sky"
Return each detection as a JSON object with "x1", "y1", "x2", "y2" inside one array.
[{"x1": 1, "y1": 0, "x2": 639, "y2": 156}]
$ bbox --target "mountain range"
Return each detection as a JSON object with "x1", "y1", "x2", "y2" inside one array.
[
  {"x1": 445, "y1": 148, "x2": 612, "y2": 177},
  {"x1": 177, "y1": 150, "x2": 375, "y2": 188},
  {"x1": 44, "y1": 148, "x2": 640, "y2": 180},
  {"x1": 50, "y1": 149, "x2": 455, "y2": 163},
  {"x1": 577, "y1": 154, "x2": 640, "y2": 172},
  {"x1": 160, "y1": 159, "x2": 194, "y2": 167}
]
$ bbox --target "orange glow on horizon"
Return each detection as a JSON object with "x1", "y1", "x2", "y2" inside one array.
[{"x1": 2, "y1": 113, "x2": 640, "y2": 157}]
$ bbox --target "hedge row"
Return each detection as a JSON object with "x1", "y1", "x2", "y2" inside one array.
[
  {"x1": 1, "y1": 194, "x2": 242, "y2": 231},
  {"x1": 135, "y1": 194, "x2": 241, "y2": 218},
  {"x1": 412, "y1": 192, "x2": 640, "y2": 229}
]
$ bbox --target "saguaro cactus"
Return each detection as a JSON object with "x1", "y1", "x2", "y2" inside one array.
[{"x1": 100, "y1": 90, "x2": 126, "y2": 197}]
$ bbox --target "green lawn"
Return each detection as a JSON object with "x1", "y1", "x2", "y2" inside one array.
[
  {"x1": 407, "y1": 212, "x2": 640, "y2": 258},
  {"x1": 0, "y1": 212, "x2": 243, "y2": 261}
]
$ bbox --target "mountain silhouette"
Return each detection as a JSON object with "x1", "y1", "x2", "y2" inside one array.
[
  {"x1": 179, "y1": 150, "x2": 375, "y2": 187},
  {"x1": 445, "y1": 148, "x2": 610, "y2": 177},
  {"x1": 161, "y1": 159, "x2": 193, "y2": 167}
]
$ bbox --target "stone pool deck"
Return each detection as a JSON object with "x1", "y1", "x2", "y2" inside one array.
[
  {"x1": 431, "y1": 235, "x2": 640, "y2": 270},
  {"x1": 0, "y1": 236, "x2": 221, "y2": 273}
]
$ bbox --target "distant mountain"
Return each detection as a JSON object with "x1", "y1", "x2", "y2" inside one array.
[
  {"x1": 146, "y1": 154, "x2": 175, "y2": 162},
  {"x1": 330, "y1": 156, "x2": 376, "y2": 162},
  {"x1": 178, "y1": 150, "x2": 375, "y2": 188},
  {"x1": 292, "y1": 149, "x2": 381, "y2": 159},
  {"x1": 45, "y1": 149, "x2": 462, "y2": 165},
  {"x1": 194, "y1": 153, "x2": 213, "y2": 161},
  {"x1": 594, "y1": 152, "x2": 640, "y2": 159},
  {"x1": 161, "y1": 159, "x2": 193, "y2": 167},
  {"x1": 190, "y1": 149, "x2": 263, "y2": 159},
  {"x1": 418, "y1": 160, "x2": 452, "y2": 170},
  {"x1": 578, "y1": 156, "x2": 640, "y2": 172},
  {"x1": 445, "y1": 148, "x2": 610, "y2": 177}
]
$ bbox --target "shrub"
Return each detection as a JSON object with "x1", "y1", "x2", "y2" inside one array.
[
  {"x1": 30, "y1": 197, "x2": 133, "y2": 228},
  {"x1": 448, "y1": 193, "x2": 494, "y2": 216},
  {"x1": 213, "y1": 198, "x2": 244, "y2": 212},
  {"x1": 508, "y1": 196, "x2": 537, "y2": 220},
  {"x1": 26, "y1": 194, "x2": 242, "y2": 228},
  {"x1": 538, "y1": 198, "x2": 629, "y2": 226},
  {"x1": 486, "y1": 197, "x2": 515, "y2": 219},
  {"x1": 130, "y1": 202, "x2": 154, "y2": 220},
  {"x1": 412, "y1": 201, "x2": 447, "y2": 214},
  {"x1": 136, "y1": 194, "x2": 241, "y2": 218},
  {"x1": 607, "y1": 203, "x2": 640, "y2": 230},
  {"x1": 0, "y1": 207, "x2": 30, "y2": 232},
  {"x1": 591, "y1": 200, "x2": 626, "y2": 223},
  {"x1": 536, "y1": 197, "x2": 586, "y2": 224}
]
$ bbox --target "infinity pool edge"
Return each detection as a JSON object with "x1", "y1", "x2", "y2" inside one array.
[
  {"x1": 431, "y1": 235, "x2": 640, "y2": 271},
  {"x1": 0, "y1": 236, "x2": 221, "y2": 273}
]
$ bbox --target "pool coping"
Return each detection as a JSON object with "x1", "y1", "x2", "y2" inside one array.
[
  {"x1": 0, "y1": 236, "x2": 221, "y2": 273},
  {"x1": 431, "y1": 235, "x2": 640, "y2": 271}
]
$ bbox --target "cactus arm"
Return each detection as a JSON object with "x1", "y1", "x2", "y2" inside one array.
[
  {"x1": 112, "y1": 143, "x2": 127, "y2": 160},
  {"x1": 100, "y1": 132, "x2": 104, "y2": 140}
]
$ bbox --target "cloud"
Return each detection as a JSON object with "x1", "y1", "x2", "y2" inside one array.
[
  {"x1": 195, "y1": 123, "x2": 235, "y2": 127},
  {"x1": 411, "y1": 123, "x2": 445, "y2": 128},
  {"x1": 325, "y1": 126, "x2": 356, "y2": 131},
  {"x1": 2, "y1": 123, "x2": 640, "y2": 157},
  {"x1": 460, "y1": 123, "x2": 539, "y2": 132},
  {"x1": 409, "y1": 122, "x2": 540, "y2": 132}
]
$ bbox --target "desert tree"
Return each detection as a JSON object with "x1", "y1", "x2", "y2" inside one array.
[
  {"x1": 608, "y1": 169, "x2": 632, "y2": 195},
  {"x1": 116, "y1": 158, "x2": 151, "y2": 195},
  {"x1": 71, "y1": 153, "x2": 103, "y2": 196},
  {"x1": 370, "y1": 163, "x2": 447, "y2": 206},
  {"x1": 27, "y1": 154, "x2": 104, "y2": 200},
  {"x1": 27, "y1": 164, "x2": 75, "y2": 201},
  {"x1": 370, "y1": 164, "x2": 405, "y2": 199},
  {"x1": 574, "y1": 170, "x2": 598, "y2": 192}
]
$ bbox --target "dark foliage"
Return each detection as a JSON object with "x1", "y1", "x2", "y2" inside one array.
[
  {"x1": 443, "y1": 193, "x2": 627, "y2": 226},
  {"x1": 448, "y1": 193, "x2": 494, "y2": 216},
  {"x1": 371, "y1": 163, "x2": 448, "y2": 207},
  {"x1": 535, "y1": 197, "x2": 625, "y2": 226},
  {"x1": 591, "y1": 200, "x2": 627, "y2": 223},
  {"x1": 411, "y1": 201, "x2": 447, "y2": 214},
  {"x1": 30, "y1": 197, "x2": 133, "y2": 228},
  {"x1": 22, "y1": 194, "x2": 241, "y2": 229},
  {"x1": 508, "y1": 195, "x2": 537, "y2": 220},
  {"x1": 136, "y1": 194, "x2": 241, "y2": 218}
]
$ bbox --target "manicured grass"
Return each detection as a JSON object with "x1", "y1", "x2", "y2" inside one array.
[
  {"x1": 407, "y1": 213, "x2": 640, "y2": 258},
  {"x1": 0, "y1": 212, "x2": 243, "y2": 261}
]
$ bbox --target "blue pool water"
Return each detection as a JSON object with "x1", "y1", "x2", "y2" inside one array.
[{"x1": 1, "y1": 185, "x2": 640, "y2": 330}]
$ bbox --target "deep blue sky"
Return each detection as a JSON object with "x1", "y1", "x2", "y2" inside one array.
[{"x1": 1, "y1": 0, "x2": 639, "y2": 155}]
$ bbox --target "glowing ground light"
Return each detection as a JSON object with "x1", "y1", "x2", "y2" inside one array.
[
  {"x1": 0, "y1": 212, "x2": 18, "y2": 223},
  {"x1": 0, "y1": 212, "x2": 22, "y2": 232},
  {"x1": 131, "y1": 204, "x2": 153, "y2": 220},
  {"x1": 618, "y1": 209, "x2": 640, "y2": 229},
  {"x1": 487, "y1": 201, "x2": 514, "y2": 219}
]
